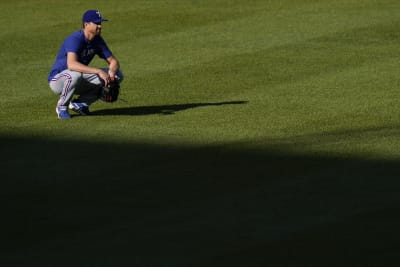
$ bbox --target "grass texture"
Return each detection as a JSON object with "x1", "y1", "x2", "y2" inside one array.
[{"x1": 1, "y1": 0, "x2": 400, "y2": 266}]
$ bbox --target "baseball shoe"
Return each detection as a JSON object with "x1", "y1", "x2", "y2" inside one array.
[
  {"x1": 69, "y1": 101, "x2": 91, "y2": 115},
  {"x1": 56, "y1": 106, "x2": 71, "y2": 119}
]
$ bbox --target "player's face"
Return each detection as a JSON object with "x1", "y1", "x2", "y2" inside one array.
[
  {"x1": 86, "y1": 22, "x2": 102, "y2": 36},
  {"x1": 93, "y1": 22, "x2": 102, "y2": 35}
]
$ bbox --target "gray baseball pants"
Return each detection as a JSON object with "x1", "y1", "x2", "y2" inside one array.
[{"x1": 49, "y1": 68, "x2": 123, "y2": 108}]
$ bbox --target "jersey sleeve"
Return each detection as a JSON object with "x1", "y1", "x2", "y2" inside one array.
[{"x1": 63, "y1": 34, "x2": 82, "y2": 54}]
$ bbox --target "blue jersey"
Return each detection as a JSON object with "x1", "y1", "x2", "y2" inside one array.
[{"x1": 48, "y1": 30, "x2": 113, "y2": 81}]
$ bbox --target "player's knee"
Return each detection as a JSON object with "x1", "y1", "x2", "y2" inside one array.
[{"x1": 69, "y1": 71, "x2": 83, "y2": 82}]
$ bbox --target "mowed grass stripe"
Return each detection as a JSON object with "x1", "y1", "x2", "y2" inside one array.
[
  {"x1": 123, "y1": 1, "x2": 398, "y2": 75},
  {"x1": 130, "y1": 18, "x2": 400, "y2": 107},
  {"x1": 133, "y1": 18, "x2": 400, "y2": 100}
]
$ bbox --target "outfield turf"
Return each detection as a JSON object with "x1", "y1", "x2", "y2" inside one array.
[{"x1": 1, "y1": 0, "x2": 400, "y2": 266}]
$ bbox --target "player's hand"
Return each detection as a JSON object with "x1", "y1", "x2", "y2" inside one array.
[
  {"x1": 98, "y1": 69, "x2": 110, "y2": 87},
  {"x1": 108, "y1": 70, "x2": 116, "y2": 81}
]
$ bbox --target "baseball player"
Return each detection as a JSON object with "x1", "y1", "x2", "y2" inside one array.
[{"x1": 48, "y1": 9, "x2": 123, "y2": 119}]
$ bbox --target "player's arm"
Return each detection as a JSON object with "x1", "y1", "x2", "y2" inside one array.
[
  {"x1": 67, "y1": 52, "x2": 110, "y2": 85},
  {"x1": 105, "y1": 55, "x2": 120, "y2": 80}
]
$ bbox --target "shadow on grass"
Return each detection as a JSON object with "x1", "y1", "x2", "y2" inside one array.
[
  {"x1": 91, "y1": 100, "x2": 248, "y2": 116},
  {"x1": 1, "y1": 133, "x2": 400, "y2": 266}
]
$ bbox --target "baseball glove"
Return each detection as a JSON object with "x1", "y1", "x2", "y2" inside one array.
[{"x1": 99, "y1": 78, "x2": 120, "y2": 103}]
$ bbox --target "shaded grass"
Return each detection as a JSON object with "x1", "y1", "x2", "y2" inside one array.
[{"x1": 1, "y1": 135, "x2": 400, "y2": 266}]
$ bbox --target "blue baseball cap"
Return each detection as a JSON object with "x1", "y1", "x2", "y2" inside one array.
[{"x1": 82, "y1": 10, "x2": 108, "y2": 23}]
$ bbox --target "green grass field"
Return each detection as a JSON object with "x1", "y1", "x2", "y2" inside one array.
[{"x1": 1, "y1": 0, "x2": 400, "y2": 266}]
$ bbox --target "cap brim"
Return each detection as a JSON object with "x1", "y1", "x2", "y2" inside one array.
[{"x1": 91, "y1": 18, "x2": 108, "y2": 23}]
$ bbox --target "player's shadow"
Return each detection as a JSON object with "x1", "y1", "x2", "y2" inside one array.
[{"x1": 92, "y1": 100, "x2": 248, "y2": 116}]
